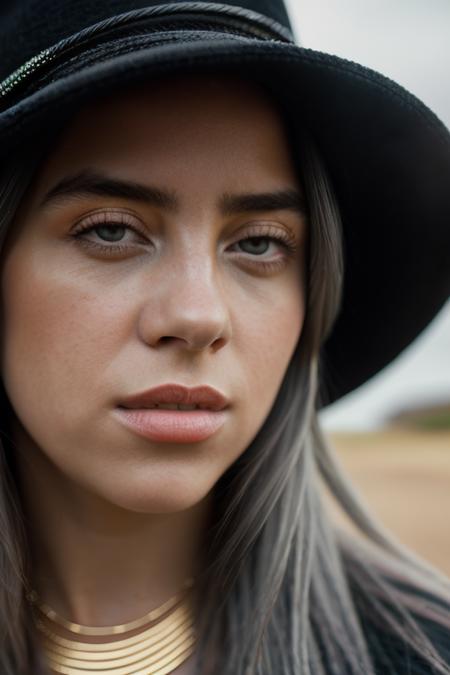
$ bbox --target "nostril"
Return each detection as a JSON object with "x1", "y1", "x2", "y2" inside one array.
[{"x1": 160, "y1": 336, "x2": 184, "y2": 345}]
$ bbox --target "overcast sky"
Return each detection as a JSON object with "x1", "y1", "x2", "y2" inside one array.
[{"x1": 284, "y1": 0, "x2": 450, "y2": 430}]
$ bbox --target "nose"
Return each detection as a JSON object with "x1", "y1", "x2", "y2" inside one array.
[{"x1": 137, "y1": 254, "x2": 232, "y2": 353}]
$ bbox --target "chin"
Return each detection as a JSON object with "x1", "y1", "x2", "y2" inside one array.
[{"x1": 102, "y1": 474, "x2": 215, "y2": 515}]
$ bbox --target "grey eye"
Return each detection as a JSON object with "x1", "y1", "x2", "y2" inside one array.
[
  {"x1": 94, "y1": 225, "x2": 127, "y2": 242},
  {"x1": 238, "y1": 237, "x2": 270, "y2": 255}
]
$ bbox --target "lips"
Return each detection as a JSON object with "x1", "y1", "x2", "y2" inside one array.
[
  {"x1": 114, "y1": 407, "x2": 228, "y2": 443},
  {"x1": 115, "y1": 383, "x2": 230, "y2": 443},
  {"x1": 118, "y1": 383, "x2": 230, "y2": 412}
]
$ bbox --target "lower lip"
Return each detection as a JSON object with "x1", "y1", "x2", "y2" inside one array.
[{"x1": 114, "y1": 407, "x2": 228, "y2": 443}]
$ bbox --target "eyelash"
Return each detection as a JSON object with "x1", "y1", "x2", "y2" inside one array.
[{"x1": 70, "y1": 212, "x2": 299, "y2": 271}]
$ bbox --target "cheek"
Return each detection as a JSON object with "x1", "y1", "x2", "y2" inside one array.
[
  {"x1": 0, "y1": 243, "x2": 126, "y2": 434},
  {"x1": 239, "y1": 276, "x2": 305, "y2": 432}
]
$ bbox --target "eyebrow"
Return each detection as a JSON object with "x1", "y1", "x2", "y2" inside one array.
[
  {"x1": 220, "y1": 189, "x2": 306, "y2": 217},
  {"x1": 39, "y1": 170, "x2": 178, "y2": 211},
  {"x1": 39, "y1": 169, "x2": 306, "y2": 217}
]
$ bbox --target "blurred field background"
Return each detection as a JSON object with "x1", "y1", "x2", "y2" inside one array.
[{"x1": 323, "y1": 425, "x2": 450, "y2": 576}]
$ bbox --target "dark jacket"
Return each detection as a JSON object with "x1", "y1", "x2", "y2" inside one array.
[{"x1": 363, "y1": 581, "x2": 450, "y2": 674}]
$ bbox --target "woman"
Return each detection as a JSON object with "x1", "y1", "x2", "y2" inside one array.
[{"x1": 0, "y1": 1, "x2": 449, "y2": 674}]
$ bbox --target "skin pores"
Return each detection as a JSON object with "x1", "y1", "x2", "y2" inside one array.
[{"x1": 0, "y1": 76, "x2": 307, "y2": 517}]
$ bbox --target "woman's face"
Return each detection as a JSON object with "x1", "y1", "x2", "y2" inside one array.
[{"x1": 0, "y1": 75, "x2": 307, "y2": 514}]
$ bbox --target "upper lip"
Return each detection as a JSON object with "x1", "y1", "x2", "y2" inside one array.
[{"x1": 119, "y1": 383, "x2": 230, "y2": 411}]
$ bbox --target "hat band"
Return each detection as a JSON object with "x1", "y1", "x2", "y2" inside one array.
[{"x1": 0, "y1": 2, "x2": 294, "y2": 108}]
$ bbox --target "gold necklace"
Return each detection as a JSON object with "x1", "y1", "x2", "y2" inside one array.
[{"x1": 28, "y1": 578, "x2": 197, "y2": 675}]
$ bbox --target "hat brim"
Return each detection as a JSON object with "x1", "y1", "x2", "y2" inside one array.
[{"x1": 1, "y1": 34, "x2": 449, "y2": 406}]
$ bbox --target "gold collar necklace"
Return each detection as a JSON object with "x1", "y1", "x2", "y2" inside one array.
[{"x1": 27, "y1": 578, "x2": 196, "y2": 675}]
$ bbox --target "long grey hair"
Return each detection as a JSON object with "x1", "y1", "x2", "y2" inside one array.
[{"x1": 0, "y1": 106, "x2": 449, "y2": 675}]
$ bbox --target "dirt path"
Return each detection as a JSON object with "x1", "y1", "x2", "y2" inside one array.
[{"x1": 321, "y1": 430, "x2": 450, "y2": 576}]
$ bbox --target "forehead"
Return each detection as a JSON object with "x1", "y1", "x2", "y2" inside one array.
[
  {"x1": 30, "y1": 73, "x2": 297, "y2": 197},
  {"x1": 48, "y1": 73, "x2": 285, "y2": 151}
]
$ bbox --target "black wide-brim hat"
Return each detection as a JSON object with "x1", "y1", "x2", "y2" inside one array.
[{"x1": 1, "y1": 0, "x2": 449, "y2": 407}]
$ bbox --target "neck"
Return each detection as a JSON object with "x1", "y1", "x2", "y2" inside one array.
[{"x1": 13, "y1": 425, "x2": 214, "y2": 628}]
